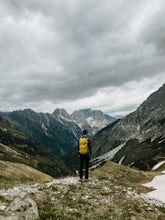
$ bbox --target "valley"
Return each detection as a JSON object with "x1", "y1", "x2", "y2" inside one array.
[{"x1": 0, "y1": 84, "x2": 165, "y2": 219}]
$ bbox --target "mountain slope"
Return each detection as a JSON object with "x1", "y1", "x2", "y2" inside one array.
[
  {"x1": 0, "y1": 160, "x2": 53, "y2": 189},
  {"x1": 0, "y1": 116, "x2": 74, "y2": 177},
  {"x1": 0, "y1": 109, "x2": 82, "y2": 157},
  {"x1": 92, "y1": 84, "x2": 165, "y2": 170},
  {"x1": 0, "y1": 108, "x2": 116, "y2": 158}
]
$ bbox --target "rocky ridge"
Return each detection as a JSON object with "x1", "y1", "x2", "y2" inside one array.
[{"x1": 91, "y1": 84, "x2": 165, "y2": 170}]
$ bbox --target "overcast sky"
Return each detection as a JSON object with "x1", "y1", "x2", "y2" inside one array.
[{"x1": 0, "y1": 0, "x2": 165, "y2": 116}]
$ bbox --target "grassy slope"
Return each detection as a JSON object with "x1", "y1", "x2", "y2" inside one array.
[
  {"x1": 1, "y1": 159, "x2": 165, "y2": 219},
  {"x1": 90, "y1": 161, "x2": 160, "y2": 193},
  {"x1": 33, "y1": 161, "x2": 165, "y2": 220},
  {"x1": 0, "y1": 160, "x2": 53, "y2": 189}
]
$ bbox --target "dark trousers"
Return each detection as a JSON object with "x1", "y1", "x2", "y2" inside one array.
[{"x1": 79, "y1": 154, "x2": 90, "y2": 179}]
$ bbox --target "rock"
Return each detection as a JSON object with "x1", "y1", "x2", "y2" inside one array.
[{"x1": 0, "y1": 185, "x2": 39, "y2": 220}]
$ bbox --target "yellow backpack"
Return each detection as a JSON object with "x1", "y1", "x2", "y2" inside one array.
[{"x1": 79, "y1": 137, "x2": 89, "y2": 155}]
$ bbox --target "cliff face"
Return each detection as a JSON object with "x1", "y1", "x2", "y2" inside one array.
[{"x1": 92, "y1": 84, "x2": 165, "y2": 170}]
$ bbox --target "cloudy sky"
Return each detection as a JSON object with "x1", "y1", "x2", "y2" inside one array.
[{"x1": 0, "y1": 0, "x2": 165, "y2": 116}]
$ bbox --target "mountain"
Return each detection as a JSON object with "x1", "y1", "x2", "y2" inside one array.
[
  {"x1": 0, "y1": 116, "x2": 74, "y2": 177},
  {"x1": 0, "y1": 108, "x2": 115, "y2": 158},
  {"x1": 0, "y1": 108, "x2": 82, "y2": 157},
  {"x1": 71, "y1": 108, "x2": 116, "y2": 135},
  {"x1": 91, "y1": 84, "x2": 165, "y2": 171}
]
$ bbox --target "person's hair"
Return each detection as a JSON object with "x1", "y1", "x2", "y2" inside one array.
[{"x1": 83, "y1": 129, "x2": 88, "y2": 135}]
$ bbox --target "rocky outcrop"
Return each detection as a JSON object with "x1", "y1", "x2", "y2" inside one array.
[{"x1": 0, "y1": 184, "x2": 39, "y2": 220}]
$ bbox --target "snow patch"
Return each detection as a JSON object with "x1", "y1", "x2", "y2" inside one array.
[
  {"x1": 90, "y1": 142, "x2": 126, "y2": 168},
  {"x1": 87, "y1": 117, "x2": 94, "y2": 123},
  {"x1": 0, "y1": 206, "x2": 6, "y2": 211},
  {"x1": 137, "y1": 124, "x2": 140, "y2": 131},
  {"x1": 158, "y1": 139, "x2": 165, "y2": 144},
  {"x1": 143, "y1": 170, "x2": 165, "y2": 203},
  {"x1": 60, "y1": 114, "x2": 72, "y2": 122},
  {"x1": 44, "y1": 114, "x2": 50, "y2": 127},
  {"x1": 152, "y1": 161, "x2": 165, "y2": 170},
  {"x1": 71, "y1": 128, "x2": 79, "y2": 139},
  {"x1": 41, "y1": 123, "x2": 49, "y2": 136},
  {"x1": 118, "y1": 155, "x2": 125, "y2": 165}
]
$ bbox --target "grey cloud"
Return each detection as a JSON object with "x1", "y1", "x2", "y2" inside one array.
[
  {"x1": 0, "y1": 0, "x2": 164, "y2": 113},
  {"x1": 138, "y1": 3, "x2": 165, "y2": 54}
]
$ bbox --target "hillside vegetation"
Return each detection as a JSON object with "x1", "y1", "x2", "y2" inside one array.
[
  {"x1": 0, "y1": 160, "x2": 53, "y2": 189},
  {"x1": 0, "y1": 117, "x2": 75, "y2": 178},
  {"x1": 90, "y1": 161, "x2": 159, "y2": 192}
]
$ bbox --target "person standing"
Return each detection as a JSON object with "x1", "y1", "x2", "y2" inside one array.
[{"x1": 78, "y1": 129, "x2": 92, "y2": 181}]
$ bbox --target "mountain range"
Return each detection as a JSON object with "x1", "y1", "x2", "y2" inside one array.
[
  {"x1": 91, "y1": 84, "x2": 165, "y2": 171},
  {"x1": 0, "y1": 108, "x2": 115, "y2": 157},
  {"x1": 0, "y1": 84, "x2": 164, "y2": 173}
]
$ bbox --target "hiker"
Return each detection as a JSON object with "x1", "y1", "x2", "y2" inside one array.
[{"x1": 78, "y1": 129, "x2": 92, "y2": 181}]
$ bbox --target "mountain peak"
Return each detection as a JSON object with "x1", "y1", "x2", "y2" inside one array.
[
  {"x1": 71, "y1": 108, "x2": 116, "y2": 135},
  {"x1": 52, "y1": 108, "x2": 70, "y2": 119}
]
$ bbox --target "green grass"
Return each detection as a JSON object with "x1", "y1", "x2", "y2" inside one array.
[
  {"x1": 90, "y1": 160, "x2": 160, "y2": 193},
  {"x1": 0, "y1": 160, "x2": 53, "y2": 189}
]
